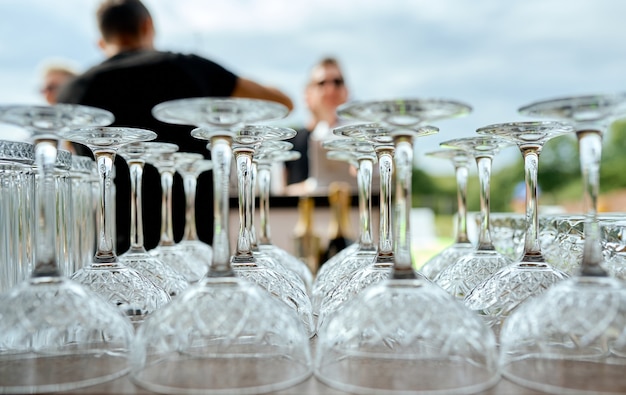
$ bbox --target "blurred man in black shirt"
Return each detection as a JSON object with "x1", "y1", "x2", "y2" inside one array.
[{"x1": 58, "y1": 0, "x2": 293, "y2": 253}]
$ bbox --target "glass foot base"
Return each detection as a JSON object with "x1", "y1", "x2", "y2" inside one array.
[
  {"x1": 504, "y1": 357, "x2": 626, "y2": 395},
  {"x1": 0, "y1": 350, "x2": 129, "y2": 394},
  {"x1": 133, "y1": 355, "x2": 311, "y2": 395},
  {"x1": 316, "y1": 355, "x2": 500, "y2": 395}
]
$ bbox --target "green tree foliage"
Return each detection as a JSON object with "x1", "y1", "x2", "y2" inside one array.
[
  {"x1": 413, "y1": 120, "x2": 626, "y2": 215},
  {"x1": 536, "y1": 134, "x2": 580, "y2": 193},
  {"x1": 599, "y1": 119, "x2": 626, "y2": 191}
]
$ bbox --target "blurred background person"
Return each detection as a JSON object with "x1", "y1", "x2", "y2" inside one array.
[
  {"x1": 39, "y1": 60, "x2": 79, "y2": 105},
  {"x1": 57, "y1": 0, "x2": 293, "y2": 253},
  {"x1": 284, "y1": 57, "x2": 356, "y2": 196}
]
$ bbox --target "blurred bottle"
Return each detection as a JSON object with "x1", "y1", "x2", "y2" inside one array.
[
  {"x1": 293, "y1": 196, "x2": 321, "y2": 274},
  {"x1": 320, "y1": 182, "x2": 354, "y2": 265}
]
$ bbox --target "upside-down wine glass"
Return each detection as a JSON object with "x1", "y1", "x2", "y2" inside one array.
[
  {"x1": 499, "y1": 93, "x2": 626, "y2": 394},
  {"x1": 204, "y1": 132, "x2": 312, "y2": 304},
  {"x1": 61, "y1": 127, "x2": 171, "y2": 323},
  {"x1": 314, "y1": 137, "x2": 381, "y2": 326},
  {"x1": 132, "y1": 98, "x2": 312, "y2": 394},
  {"x1": 147, "y1": 147, "x2": 208, "y2": 283},
  {"x1": 464, "y1": 121, "x2": 574, "y2": 337},
  {"x1": 118, "y1": 142, "x2": 189, "y2": 297},
  {"x1": 434, "y1": 136, "x2": 515, "y2": 299},
  {"x1": 69, "y1": 154, "x2": 98, "y2": 274},
  {"x1": 420, "y1": 148, "x2": 474, "y2": 279},
  {"x1": 172, "y1": 152, "x2": 214, "y2": 267},
  {"x1": 316, "y1": 99, "x2": 500, "y2": 394},
  {"x1": 207, "y1": 124, "x2": 314, "y2": 336},
  {"x1": 0, "y1": 104, "x2": 135, "y2": 394},
  {"x1": 253, "y1": 141, "x2": 314, "y2": 291},
  {"x1": 312, "y1": 123, "x2": 396, "y2": 315}
]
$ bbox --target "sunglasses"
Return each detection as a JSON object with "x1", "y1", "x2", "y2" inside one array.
[{"x1": 315, "y1": 78, "x2": 344, "y2": 88}]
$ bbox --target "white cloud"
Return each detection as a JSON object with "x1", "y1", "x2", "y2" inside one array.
[{"x1": 1, "y1": 0, "x2": 626, "y2": 174}]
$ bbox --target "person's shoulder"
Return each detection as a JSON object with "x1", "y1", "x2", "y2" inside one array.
[{"x1": 168, "y1": 51, "x2": 227, "y2": 68}]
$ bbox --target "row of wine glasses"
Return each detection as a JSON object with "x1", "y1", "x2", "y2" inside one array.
[
  {"x1": 0, "y1": 99, "x2": 315, "y2": 394},
  {"x1": 131, "y1": 98, "x2": 314, "y2": 394},
  {"x1": 2, "y1": 92, "x2": 626, "y2": 394},
  {"x1": 313, "y1": 99, "x2": 506, "y2": 394},
  {"x1": 0, "y1": 105, "x2": 140, "y2": 393},
  {"x1": 312, "y1": 94, "x2": 626, "y2": 395}
]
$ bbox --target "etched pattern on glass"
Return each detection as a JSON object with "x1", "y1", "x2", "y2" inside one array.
[
  {"x1": 434, "y1": 250, "x2": 512, "y2": 299},
  {"x1": 464, "y1": 264, "x2": 568, "y2": 337},
  {"x1": 132, "y1": 279, "x2": 312, "y2": 393},
  {"x1": 234, "y1": 265, "x2": 314, "y2": 337},
  {"x1": 312, "y1": 248, "x2": 375, "y2": 313},
  {"x1": 257, "y1": 244, "x2": 313, "y2": 292},
  {"x1": 0, "y1": 141, "x2": 34, "y2": 164},
  {"x1": 149, "y1": 245, "x2": 206, "y2": 283},
  {"x1": 420, "y1": 243, "x2": 474, "y2": 280},
  {"x1": 317, "y1": 264, "x2": 391, "y2": 330},
  {"x1": 71, "y1": 267, "x2": 170, "y2": 319},
  {"x1": 316, "y1": 280, "x2": 499, "y2": 393},
  {"x1": 119, "y1": 253, "x2": 188, "y2": 297},
  {"x1": 501, "y1": 276, "x2": 626, "y2": 364}
]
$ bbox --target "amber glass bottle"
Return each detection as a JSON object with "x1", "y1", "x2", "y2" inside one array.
[
  {"x1": 320, "y1": 182, "x2": 354, "y2": 265},
  {"x1": 293, "y1": 196, "x2": 321, "y2": 274}
]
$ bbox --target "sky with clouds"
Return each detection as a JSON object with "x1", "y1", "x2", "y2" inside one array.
[{"x1": 0, "y1": 0, "x2": 625, "y2": 174}]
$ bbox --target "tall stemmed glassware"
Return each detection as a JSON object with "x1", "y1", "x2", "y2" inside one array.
[
  {"x1": 203, "y1": 125, "x2": 314, "y2": 336},
  {"x1": 499, "y1": 94, "x2": 626, "y2": 394},
  {"x1": 314, "y1": 138, "x2": 383, "y2": 327},
  {"x1": 0, "y1": 140, "x2": 35, "y2": 293},
  {"x1": 434, "y1": 136, "x2": 514, "y2": 299},
  {"x1": 118, "y1": 142, "x2": 189, "y2": 297},
  {"x1": 52, "y1": 149, "x2": 73, "y2": 276},
  {"x1": 132, "y1": 98, "x2": 312, "y2": 394},
  {"x1": 147, "y1": 147, "x2": 208, "y2": 283},
  {"x1": 316, "y1": 99, "x2": 500, "y2": 395},
  {"x1": 60, "y1": 127, "x2": 171, "y2": 323},
  {"x1": 0, "y1": 105, "x2": 135, "y2": 394},
  {"x1": 312, "y1": 124, "x2": 395, "y2": 315},
  {"x1": 420, "y1": 148, "x2": 474, "y2": 279},
  {"x1": 172, "y1": 152, "x2": 214, "y2": 267},
  {"x1": 70, "y1": 155, "x2": 98, "y2": 274},
  {"x1": 464, "y1": 121, "x2": 574, "y2": 336},
  {"x1": 254, "y1": 142, "x2": 314, "y2": 291}
]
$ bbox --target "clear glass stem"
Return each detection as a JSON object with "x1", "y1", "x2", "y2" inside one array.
[
  {"x1": 257, "y1": 163, "x2": 272, "y2": 245},
  {"x1": 454, "y1": 162, "x2": 470, "y2": 244},
  {"x1": 578, "y1": 130, "x2": 607, "y2": 276},
  {"x1": 232, "y1": 148, "x2": 255, "y2": 263},
  {"x1": 250, "y1": 161, "x2": 258, "y2": 251},
  {"x1": 376, "y1": 147, "x2": 394, "y2": 263},
  {"x1": 208, "y1": 136, "x2": 233, "y2": 276},
  {"x1": 476, "y1": 156, "x2": 496, "y2": 251},
  {"x1": 94, "y1": 150, "x2": 117, "y2": 263},
  {"x1": 33, "y1": 138, "x2": 60, "y2": 277},
  {"x1": 182, "y1": 173, "x2": 199, "y2": 241},
  {"x1": 357, "y1": 157, "x2": 375, "y2": 250},
  {"x1": 128, "y1": 160, "x2": 146, "y2": 252},
  {"x1": 392, "y1": 136, "x2": 416, "y2": 279},
  {"x1": 158, "y1": 169, "x2": 176, "y2": 247},
  {"x1": 520, "y1": 146, "x2": 544, "y2": 261}
]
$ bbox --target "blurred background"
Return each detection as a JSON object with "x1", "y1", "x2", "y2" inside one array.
[{"x1": 2, "y1": 0, "x2": 626, "y2": 264}]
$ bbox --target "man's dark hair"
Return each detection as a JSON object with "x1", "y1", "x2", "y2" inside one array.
[{"x1": 97, "y1": 0, "x2": 152, "y2": 41}]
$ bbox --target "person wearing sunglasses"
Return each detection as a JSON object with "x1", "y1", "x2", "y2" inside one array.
[{"x1": 284, "y1": 57, "x2": 354, "y2": 196}]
